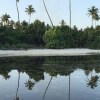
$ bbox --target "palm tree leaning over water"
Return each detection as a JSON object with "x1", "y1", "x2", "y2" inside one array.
[
  {"x1": 87, "y1": 6, "x2": 99, "y2": 27},
  {"x1": 25, "y1": 5, "x2": 35, "y2": 24},
  {"x1": 43, "y1": 0, "x2": 54, "y2": 27},
  {"x1": 16, "y1": 0, "x2": 20, "y2": 22}
]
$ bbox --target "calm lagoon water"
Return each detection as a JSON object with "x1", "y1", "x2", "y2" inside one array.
[{"x1": 0, "y1": 56, "x2": 100, "y2": 100}]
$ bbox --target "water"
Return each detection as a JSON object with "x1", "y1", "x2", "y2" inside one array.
[{"x1": 0, "y1": 56, "x2": 100, "y2": 100}]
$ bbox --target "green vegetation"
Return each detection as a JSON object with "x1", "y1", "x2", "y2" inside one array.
[
  {"x1": 0, "y1": 4, "x2": 100, "y2": 49},
  {"x1": 0, "y1": 19, "x2": 100, "y2": 49},
  {"x1": 44, "y1": 25, "x2": 100, "y2": 49}
]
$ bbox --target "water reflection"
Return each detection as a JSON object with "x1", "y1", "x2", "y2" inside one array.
[
  {"x1": 86, "y1": 70, "x2": 100, "y2": 89},
  {"x1": 0, "y1": 56, "x2": 100, "y2": 100},
  {"x1": 25, "y1": 79, "x2": 36, "y2": 90}
]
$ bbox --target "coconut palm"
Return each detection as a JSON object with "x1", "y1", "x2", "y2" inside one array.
[
  {"x1": 87, "y1": 75, "x2": 99, "y2": 89},
  {"x1": 43, "y1": 0, "x2": 53, "y2": 27},
  {"x1": 87, "y1": 6, "x2": 99, "y2": 27},
  {"x1": 25, "y1": 5, "x2": 35, "y2": 24},
  {"x1": 25, "y1": 79, "x2": 36, "y2": 90},
  {"x1": 1, "y1": 14, "x2": 11, "y2": 26},
  {"x1": 16, "y1": 0, "x2": 20, "y2": 22},
  {"x1": 86, "y1": 70, "x2": 100, "y2": 89}
]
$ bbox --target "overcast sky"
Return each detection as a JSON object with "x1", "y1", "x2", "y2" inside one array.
[{"x1": 0, "y1": 0, "x2": 100, "y2": 29}]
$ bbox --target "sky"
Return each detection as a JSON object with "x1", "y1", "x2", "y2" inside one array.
[{"x1": 0, "y1": 0, "x2": 100, "y2": 29}]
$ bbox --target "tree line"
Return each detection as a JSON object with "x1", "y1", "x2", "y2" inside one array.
[{"x1": 0, "y1": 0, "x2": 100, "y2": 49}]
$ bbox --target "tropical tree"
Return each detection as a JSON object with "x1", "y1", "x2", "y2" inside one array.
[
  {"x1": 87, "y1": 75, "x2": 99, "y2": 89},
  {"x1": 87, "y1": 6, "x2": 99, "y2": 27},
  {"x1": 60, "y1": 20, "x2": 66, "y2": 26},
  {"x1": 1, "y1": 14, "x2": 11, "y2": 26},
  {"x1": 9, "y1": 20, "x2": 15, "y2": 28},
  {"x1": 16, "y1": 0, "x2": 20, "y2": 22},
  {"x1": 43, "y1": 0, "x2": 53, "y2": 27},
  {"x1": 25, "y1": 5, "x2": 35, "y2": 24},
  {"x1": 25, "y1": 79, "x2": 36, "y2": 90}
]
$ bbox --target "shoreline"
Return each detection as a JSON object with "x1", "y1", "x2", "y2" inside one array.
[{"x1": 0, "y1": 49, "x2": 100, "y2": 57}]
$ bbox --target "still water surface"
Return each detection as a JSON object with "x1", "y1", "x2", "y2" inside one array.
[{"x1": 0, "y1": 56, "x2": 100, "y2": 100}]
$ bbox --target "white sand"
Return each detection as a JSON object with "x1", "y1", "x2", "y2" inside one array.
[{"x1": 0, "y1": 49, "x2": 100, "y2": 57}]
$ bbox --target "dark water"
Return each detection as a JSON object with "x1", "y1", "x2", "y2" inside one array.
[{"x1": 0, "y1": 56, "x2": 100, "y2": 100}]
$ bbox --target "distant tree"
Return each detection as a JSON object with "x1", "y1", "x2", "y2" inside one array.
[
  {"x1": 9, "y1": 20, "x2": 15, "y2": 28},
  {"x1": 87, "y1": 6, "x2": 99, "y2": 27},
  {"x1": 1, "y1": 14, "x2": 11, "y2": 26},
  {"x1": 43, "y1": 0, "x2": 53, "y2": 27},
  {"x1": 16, "y1": 0, "x2": 20, "y2": 22},
  {"x1": 21, "y1": 20, "x2": 28, "y2": 30},
  {"x1": 60, "y1": 20, "x2": 66, "y2": 26},
  {"x1": 14, "y1": 21, "x2": 20, "y2": 29},
  {"x1": 33, "y1": 19, "x2": 46, "y2": 45},
  {"x1": 25, "y1": 5, "x2": 35, "y2": 24}
]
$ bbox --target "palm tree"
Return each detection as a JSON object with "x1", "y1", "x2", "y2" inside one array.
[
  {"x1": 87, "y1": 75, "x2": 99, "y2": 89},
  {"x1": 86, "y1": 70, "x2": 100, "y2": 89},
  {"x1": 69, "y1": 0, "x2": 71, "y2": 29},
  {"x1": 87, "y1": 6, "x2": 99, "y2": 27},
  {"x1": 1, "y1": 14, "x2": 11, "y2": 26},
  {"x1": 43, "y1": 0, "x2": 53, "y2": 27},
  {"x1": 25, "y1": 79, "x2": 36, "y2": 90},
  {"x1": 42, "y1": 77, "x2": 53, "y2": 100},
  {"x1": 25, "y1": 5, "x2": 35, "y2": 24},
  {"x1": 16, "y1": 0, "x2": 20, "y2": 22}
]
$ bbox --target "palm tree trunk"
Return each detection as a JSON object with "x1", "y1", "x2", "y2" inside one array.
[
  {"x1": 43, "y1": 0, "x2": 54, "y2": 27},
  {"x1": 69, "y1": 0, "x2": 71, "y2": 29},
  {"x1": 68, "y1": 75, "x2": 70, "y2": 100},
  {"x1": 29, "y1": 14, "x2": 31, "y2": 24},
  {"x1": 16, "y1": 0, "x2": 20, "y2": 22},
  {"x1": 92, "y1": 18, "x2": 93, "y2": 28},
  {"x1": 42, "y1": 77, "x2": 53, "y2": 100},
  {"x1": 95, "y1": 21, "x2": 96, "y2": 28},
  {"x1": 16, "y1": 71, "x2": 20, "y2": 99}
]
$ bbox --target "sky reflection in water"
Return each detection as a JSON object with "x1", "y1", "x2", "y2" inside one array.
[{"x1": 0, "y1": 56, "x2": 100, "y2": 100}]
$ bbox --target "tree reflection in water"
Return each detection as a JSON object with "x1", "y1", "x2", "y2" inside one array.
[
  {"x1": 25, "y1": 79, "x2": 36, "y2": 90},
  {"x1": 42, "y1": 77, "x2": 53, "y2": 100},
  {"x1": 0, "y1": 56, "x2": 100, "y2": 99},
  {"x1": 87, "y1": 70, "x2": 100, "y2": 89}
]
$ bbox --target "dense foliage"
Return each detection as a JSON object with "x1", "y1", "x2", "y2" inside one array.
[
  {"x1": 43, "y1": 25, "x2": 100, "y2": 49},
  {"x1": 0, "y1": 19, "x2": 100, "y2": 49},
  {"x1": 0, "y1": 20, "x2": 47, "y2": 49}
]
